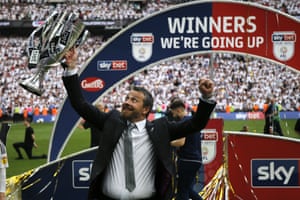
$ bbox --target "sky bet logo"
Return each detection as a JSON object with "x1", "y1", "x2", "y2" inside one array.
[
  {"x1": 251, "y1": 159, "x2": 300, "y2": 187},
  {"x1": 72, "y1": 160, "x2": 93, "y2": 189},
  {"x1": 97, "y1": 60, "x2": 127, "y2": 71}
]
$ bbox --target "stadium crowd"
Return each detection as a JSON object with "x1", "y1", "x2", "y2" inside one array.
[
  {"x1": 1, "y1": 36, "x2": 299, "y2": 120},
  {"x1": 0, "y1": 0, "x2": 299, "y2": 21},
  {"x1": 0, "y1": 0, "x2": 299, "y2": 120},
  {"x1": 106, "y1": 53, "x2": 300, "y2": 113}
]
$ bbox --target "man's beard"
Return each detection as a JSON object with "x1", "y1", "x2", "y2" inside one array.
[{"x1": 121, "y1": 104, "x2": 140, "y2": 121}]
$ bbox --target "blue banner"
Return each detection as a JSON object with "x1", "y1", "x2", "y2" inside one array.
[{"x1": 22, "y1": 148, "x2": 96, "y2": 199}]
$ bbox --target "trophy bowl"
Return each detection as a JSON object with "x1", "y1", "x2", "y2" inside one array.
[{"x1": 19, "y1": 11, "x2": 89, "y2": 96}]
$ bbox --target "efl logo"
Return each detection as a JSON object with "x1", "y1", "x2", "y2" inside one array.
[
  {"x1": 201, "y1": 129, "x2": 218, "y2": 165},
  {"x1": 97, "y1": 60, "x2": 127, "y2": 71},
  {"x1": 272, "y1": 31, "x2": 295, "y2": 61},
  {"x1": 251, "y1": 159, "x2": 300, "y2": 187},
  {"x1": 131, "y1": 33, "x2": 154, "y2": 62},
  {"x1": 72, "y1": 160, "x2": 93, "y2": 189},
  {"x1": 81, "y1": 77, "x2": 105, "y2": 92}
]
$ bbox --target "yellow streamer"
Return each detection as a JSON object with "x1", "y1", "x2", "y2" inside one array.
[{"x1": 6, "y1": 169, "x2": 34, "y2": 200}]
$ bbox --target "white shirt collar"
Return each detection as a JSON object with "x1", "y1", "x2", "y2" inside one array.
[{"x1": 130, "y1": 119, "x2": 146, "y2": 132}]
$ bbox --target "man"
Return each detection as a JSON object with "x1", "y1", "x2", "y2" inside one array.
[
  {"x1": 0, "y1": 139, "x2": 8, "y2": 200},
  {"x1": 13, "y1": 118, "x2": 46, "y2": 159},
  {"x1": 270, "y1": 98, "x2": 283, "y2": 136},
  {"x1": 62, "y1": 48, "x2": 216, "y2": 200},
  {"x1": 263, "y1": 97, "x2": 273, "y2": 134},
  {"x1": 240, "y1": 125, "x2": 249, "y2": 132},
  {"x1": 264, "y1": 97, "x2": 283, "y2": 136},
  {"x1": 79, "y1": 102, "x2": 105, "y2": 147},
  {"x1": 169, "y1": 99, "x2": 203, "y2": 200}
]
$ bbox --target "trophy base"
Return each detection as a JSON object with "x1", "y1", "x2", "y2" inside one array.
[{"x1": 19, "y1": 82, "x2": 44, "y2": 96}]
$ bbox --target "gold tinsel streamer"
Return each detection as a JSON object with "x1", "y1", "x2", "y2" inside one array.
[
  {"x1": 5, "y1": 158, "x2": 67, "y2": 199},
  {"x1": 199, "y1": 133, "x2": 259, "y2": 200},
  {"x1": 199, "y1": 163, "x2": 235, "y2": 200},
  {"x1": 5, "y1": 169, "x2": 34, "y2": 200},
  {"x1": 199, "y1": 134, "x2": 236, "y2": 200}
]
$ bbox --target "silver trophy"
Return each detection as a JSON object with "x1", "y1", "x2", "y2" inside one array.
[{"x1": 19, "y1": 11, "x2": 89, "y2": 96}]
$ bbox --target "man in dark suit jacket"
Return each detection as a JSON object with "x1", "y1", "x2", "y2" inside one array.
[
  {"x1": 79, "y1": 102, "x2": 105, "y2": 147},
  {"x1": 62, "y1": 48, "x2": 216, "y2": 200}
]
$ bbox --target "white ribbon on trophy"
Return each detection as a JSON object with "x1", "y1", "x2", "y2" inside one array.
[{"x1": 20, "y1": 10, "x2": 89, "y2": 96}]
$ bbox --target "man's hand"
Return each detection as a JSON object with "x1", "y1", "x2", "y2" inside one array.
[
  {"x1": 64, "y1": 47, "x2": 78, "y2": 70},
  {"x1": 199, "y1": 78, "x2": 214, "y2": 98}
]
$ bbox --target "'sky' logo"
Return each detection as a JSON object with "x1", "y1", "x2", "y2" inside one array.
[
  {"x1": 251, "y1": 159, "x2": 300, "y2": 187},
  {"x1": 72, "y1": 160, "x2": 93, "y2": 188}
]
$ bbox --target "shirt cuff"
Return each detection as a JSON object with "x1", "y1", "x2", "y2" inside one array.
[
  {"x1": 63, "y1": 68, "x2": 78, "y2": 77},
  {"x1": 200, "y1": 95, "x2": 216, "y2": 104}
]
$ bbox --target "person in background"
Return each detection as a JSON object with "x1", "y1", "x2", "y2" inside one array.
[
  {"x1": 270, "y1": 98, "x2": 283, "y2": 136},
  {"x1": 12, "y1": 118, "x2": 46, "y2": 159},
  {"x1": 240, "y1": 125, "x2": 249, "y2": 132},
  {"x1": 0, "y1": 139, "x2": 8, "y2": 200},
  {"x1": 61, "y1": 48, "x2": 216, "y2": 200},
  {"x1": 263, "y1": 97, "x2": 273, "y2": 134},
  {"x1": 169, "y1": 99, "x2": 203, "y2": 200},
  {"x1": 78, "y1": 102, "x2": 105, "y2": 147},
  {"x1": 295, "y1": 118, "x2": 300, "y2": 134}
]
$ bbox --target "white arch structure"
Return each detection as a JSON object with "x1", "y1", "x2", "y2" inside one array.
[{"x1": 49, "y1": 0, "x2": 300, "y2": 162}]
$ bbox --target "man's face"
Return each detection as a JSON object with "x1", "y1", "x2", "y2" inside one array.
[
  {"x1": 121, "y1": 90, "x2": 149, "y2": 122},
  {"x1": 171, "y1": 107, "x2": 185, "y2": 121}
]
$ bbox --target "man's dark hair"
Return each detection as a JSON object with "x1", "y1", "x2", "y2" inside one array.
[
  {"x1": 169, "y1": 99, "x2": 185, "y2": 110},
  {"x1": 132, "y1": 86, "x2": 153, "y2": 116}
]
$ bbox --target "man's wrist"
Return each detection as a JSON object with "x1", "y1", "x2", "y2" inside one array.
[
  {"x1": 63, "y1": 68, "x2": 78, "y2": 76},
  {"x1": 201, "y1": 93, "x2": 213, "y2": 99},
  {"x1": 61, "y1": 63, "x2": 78, "y2": 76},
  {"x1": 200, "y1": 94, "x2": 216, "y2": 104}
]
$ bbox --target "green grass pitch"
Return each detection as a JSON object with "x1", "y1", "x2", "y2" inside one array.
[{"x1": 5, "y1": 119, "x2": 299, "y2": 178}]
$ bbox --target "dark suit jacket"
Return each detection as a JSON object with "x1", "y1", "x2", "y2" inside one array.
[
  {"x1": 82, "y1": 120, "x2": 101, "y2": 147},
  {"x1": 63, "y1": 74, "x2": 216, "y2": 200}
]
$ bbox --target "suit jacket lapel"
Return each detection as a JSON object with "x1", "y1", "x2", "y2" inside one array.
[{"x1": 146, "y1": 121, "x2": 156, "y2": 142}]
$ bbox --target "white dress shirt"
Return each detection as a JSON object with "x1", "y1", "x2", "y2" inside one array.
[{"x1": 102, "y1": 120, "x2": 157, "y2": 199}]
